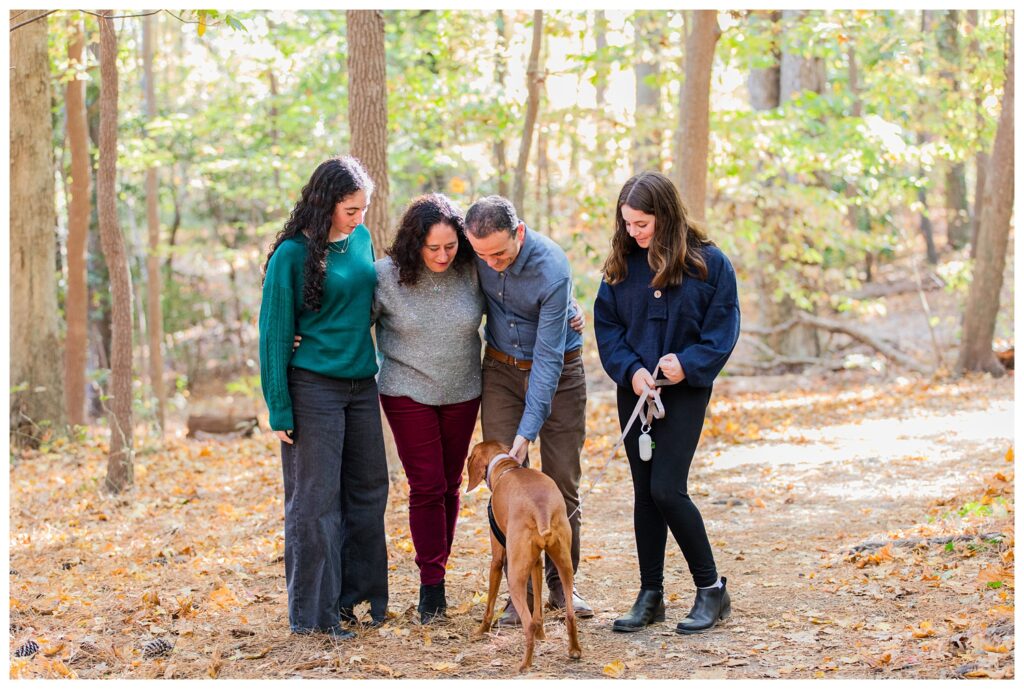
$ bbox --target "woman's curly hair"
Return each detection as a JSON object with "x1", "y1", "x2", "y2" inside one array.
[
  {"x1": 386, "y1": 193, "x2": 473, "y2": 286},
  {"x1": 261, "y1": 155, "x2": 374, "y2": 311}
]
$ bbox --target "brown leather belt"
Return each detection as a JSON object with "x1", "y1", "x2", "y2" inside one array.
[{"x1": 485, "y1": 345, "x2": 582, "y2": 371}]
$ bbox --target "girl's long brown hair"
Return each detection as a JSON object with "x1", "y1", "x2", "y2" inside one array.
[{"x1": 602, "y1": 171, "x2": 713, "y2": 288}]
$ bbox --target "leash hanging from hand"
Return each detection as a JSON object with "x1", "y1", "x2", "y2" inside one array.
[{"x1": 567, "y1": 364, "x2": 674, "y2": 521}]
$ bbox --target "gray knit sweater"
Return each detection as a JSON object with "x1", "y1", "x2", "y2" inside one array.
[{"x1": 373, "y1": 257, "x2": 485, "y2": 405}]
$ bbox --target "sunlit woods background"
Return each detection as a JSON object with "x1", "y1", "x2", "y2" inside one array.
[{"x1": 11, "y1": 9, "x2": 1014, "y2": 452}]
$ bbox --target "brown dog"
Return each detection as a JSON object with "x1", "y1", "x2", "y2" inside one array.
[{"x1": 466, "y1": 441, "x2": 582, "y2": 672}]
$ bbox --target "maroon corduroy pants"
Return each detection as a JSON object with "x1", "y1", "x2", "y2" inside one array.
[{"x1": 380, "y1": 394, "x2": 481, "y2": 585}]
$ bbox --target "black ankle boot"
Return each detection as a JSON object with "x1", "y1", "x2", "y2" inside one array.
[
  {"x1": 612, "y1": 589, "x2": 666, "y2": 632},
  {"x1": 418, "y1": 582, "x2": 447, "y2": 624},
  {"x1": 675, "y1": 577, "x2": 730, "y2": 634}
]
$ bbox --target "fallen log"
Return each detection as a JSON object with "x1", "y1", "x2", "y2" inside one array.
[
  {"x1": 186, "y1": 413, "x2": 259, "y2": 438},
  {"x1": 841, "y1": 273, "x2": 945, "y2": 300},
  {"x1": 847, "y1": 532, "x2": 1005, "y2": 554},
  {"x1": 745, "y1": 312, "x2": 930, "y2": 374}
]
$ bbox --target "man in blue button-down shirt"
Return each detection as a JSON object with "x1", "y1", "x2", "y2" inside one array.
[{"x1": 465, "y1": 195, "x2": 592, "y2": 626}]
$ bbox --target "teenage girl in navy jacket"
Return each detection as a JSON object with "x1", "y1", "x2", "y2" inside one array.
[{"x1": 594, "y1": 171, "x2": 740, "y2": 635}]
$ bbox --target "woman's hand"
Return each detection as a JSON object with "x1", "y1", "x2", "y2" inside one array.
[
  {"x1": 631, "y1": 367, "x2": 657, "y2": 397},
  {"x1": 658, "y1": 353, "x2": 685, "y2": 383},
  {"x1": 292, "y1": 335, "x2": 302, "y2": 351},
  {"x1": 275, "y1": 430, "x2": 294, "y2": 445},
  {"x1": 569, "y1": 299, "x2": 585, "y2": 334}
]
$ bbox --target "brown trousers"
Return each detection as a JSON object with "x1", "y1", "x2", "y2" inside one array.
[{"x1": 480, "y1": 353, "x2": 587, "y2": 587}]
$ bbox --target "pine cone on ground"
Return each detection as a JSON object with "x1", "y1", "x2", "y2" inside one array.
[
  {"x1": 14, "y1": 639, "x2": 39, "y2": 658},
  {"x1": 143, "y1": 638, "x2": 174, "y2": 658}
]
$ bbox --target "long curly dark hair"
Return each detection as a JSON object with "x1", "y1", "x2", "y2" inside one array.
[
  {"x1": 261, "y1": 156, "x2": 374, "y2": 311},
  {"x1": 386, "y1": 193, "x2": 473, "y2": 286},
  {"x1": 602, "y1": 171, "x2": 713, "y2": 288}
]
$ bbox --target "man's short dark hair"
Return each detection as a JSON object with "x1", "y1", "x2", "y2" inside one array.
[{"x1": 465, "y1": 196, "x2": 518, "y2": 238}]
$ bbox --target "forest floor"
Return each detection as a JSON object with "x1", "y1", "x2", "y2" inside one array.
[{"x1": 8, "y1": 368, "x2": 1015, "y2": 680}]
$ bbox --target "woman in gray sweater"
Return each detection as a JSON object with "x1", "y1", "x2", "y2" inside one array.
[{"x1": 374, "y1": 194, "x2": 484, "y2": 624}]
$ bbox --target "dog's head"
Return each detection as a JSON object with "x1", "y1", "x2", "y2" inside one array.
[{"x1": 466, "y1": 440, "x2": 510, "y2": 493}]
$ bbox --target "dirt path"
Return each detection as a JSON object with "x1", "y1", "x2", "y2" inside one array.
[{"x1": 8, "y1": 375, "x2": 1014, "y2": 679}]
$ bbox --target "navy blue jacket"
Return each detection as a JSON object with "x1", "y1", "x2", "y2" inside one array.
[{"x1": 594, "y1": 244, "x2": 740, "y2": 389}]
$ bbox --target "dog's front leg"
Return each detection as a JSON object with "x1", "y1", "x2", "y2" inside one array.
[{"x1": 475, "y1": 536, "x2": 505, "y2": 638}]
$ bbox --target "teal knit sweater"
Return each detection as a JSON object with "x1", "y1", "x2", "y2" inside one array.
[{"x1": 259, "y1": 226, "x2": 378, "y2": 430}]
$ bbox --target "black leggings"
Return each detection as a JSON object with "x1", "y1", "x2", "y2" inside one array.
[{"x1": 617, "y1": 383, "x2": 718, "y2": 590}]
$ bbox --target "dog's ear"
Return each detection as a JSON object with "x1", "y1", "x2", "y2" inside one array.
[{"x1": 466, "y1": 444, "x2": 485, "y2": 493}]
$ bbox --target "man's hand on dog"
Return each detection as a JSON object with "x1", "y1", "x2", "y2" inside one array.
[{"x1": 510, "y1": 434, "x2": 530, "y2": 463}]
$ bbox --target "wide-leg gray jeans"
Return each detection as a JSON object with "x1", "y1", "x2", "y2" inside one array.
[{"x1": 282, "y1": 367, "x2": 389, "y2": 632}]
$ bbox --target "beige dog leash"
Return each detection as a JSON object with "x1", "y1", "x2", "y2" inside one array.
[{"x1": 567, "y1": 365, "x2": 674, "y2": 521}]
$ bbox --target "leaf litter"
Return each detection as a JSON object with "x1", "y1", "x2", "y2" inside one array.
[{"x1": 8, "y1": 372, "x2": 1013, "y2": 678}]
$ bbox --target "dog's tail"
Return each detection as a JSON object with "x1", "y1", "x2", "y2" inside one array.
[{"x1": 533, "y1": 513, "x2": 555, "y2": 548}]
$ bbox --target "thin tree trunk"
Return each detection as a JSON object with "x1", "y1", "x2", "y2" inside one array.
[
  {"x1": 65, "y1": 15, "x2": 90, "y2": 428},
  {"x1": 493, "y1": 10, "x2": 509, "y2": 197},
  {"x1": 937, "y1": 10, "x2": 970, "y2": 249},
  {"x1": 347, "y1": 9, "x2": 400, "y2": 474},
  {"x1": 347, "y1": 10, "x2": 391, "y2": 248},
  {"x1": 513, "y1": 10, "x2": 544, "y2": 213},
  {"x1": 967, "y1": 10, "x2": 986, "y2": 257},
  {"x1": 98, "y1": 10, "x2": 134, "y2": 492},
  {"x1": 266, "y1": 18, "x2": 281, "y2": 193},
  {"x1": 957, "y1": 29, "x2": 1014, "y2": 375},
  {"x1": 917, "y1": 12, "x2": 939, "y2": 266},
  {"x1": 595, "y1": 11, "x2": 608, "y2": 108},
  {"x1": 971, "y1": 150, "x2": 988, "y2": 258},
  {"x1": 10, "y1": 10, "x2": 65, "y2": 443},
  {"x1": 748, "y1": 11, "x2": 781, "y2": 109},
  {"x1": 780, "y1": 10, "x2": 825, "y2": 101},
  {"x1": 632, "y1": 11, "x2": 662, "y2": 171},
  {"x1": 676, "y1": 10, "x2": 720, "y2": 220},
  {"x1": 773, "y1": 10, "x2": 820, "y2": 358},
  {"x1": 143, "y1": 14, "x2": 165, "y2": 433}
]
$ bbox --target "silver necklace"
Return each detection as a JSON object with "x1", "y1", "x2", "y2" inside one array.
[
  {"x1": 327, "y1": 235, "x2": 350, "y2": 255},
  {"x1": 424, "y1": 270, "x2": 442, "y2": 292}
]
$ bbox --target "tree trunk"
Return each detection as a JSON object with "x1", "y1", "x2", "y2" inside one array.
[
  {"x1": 10, "y1": 10, "x2": 65, "y2": 443},
  {"x1": 536, "y1": 126, "x2": 548, "y2": 234},
  {"x1": 143, "y1": 14, "x2": 165, "y2": 433},
  {"x1": 971, "y1": 150, "x2": 988, "y2": 258},
  {"x1": 780, "y1": 10, "x2": 825, "y2": 101},
  {"x1": 346, "y1": 10, "x2": 391, "y2": 249},
  {"x1": 770, "y1": 12, "x2": 819, "y2": 360},
  {"x1": 64, "y1": 15, "x2": 90, "y2": 428},
  {"x1": 916, "y1": 12, "x2": 940, "y2": 266},
  {"x1": 513, "y1": 10, "x2": 544, "y2": 213},
  {"x1": 594, "y1": 11, "x2": 609, "y2": 108},
  {"x1": 347, "y1": 9, "x2": 400, "y2": 475},
  {"x1": 98, "y1": 10, "x2": 134, "y2": 492},
  {"x1": 676, "y1": 10, "x2": 720, "y2": 221},
  {"x1": 967, "y1": 10, "x2": 986, "y2": 258},
  {"x1": 917, "y1": 176, "x2": 939, "y2": 265},
  {"x1": 632, "y1": 11, "x2": 662, "y2": 171},
  {"x1": 937, "y1": 11, "x2": 970, "y2": 249},
  {"x1": 956, "y1": 29, "x2": 1013, "y2": 376},
  {"x1": 671, "y1": 11, "x2": 688, "y2": 194},
  {"x1": 493, "y1": 10, "x2": 509, "y2": 197}
]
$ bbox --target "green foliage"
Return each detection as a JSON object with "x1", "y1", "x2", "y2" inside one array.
[{"x1": 40, "y1": 8, "x2": 1011, "y2": 392}]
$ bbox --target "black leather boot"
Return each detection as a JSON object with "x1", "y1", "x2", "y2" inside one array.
[
  {"x1": 675, "y1": 577, "x2": 730, "y2": 634},
  {"x1": 418, "y1": 582, "x2": 447, "y2": 624},
  {"x1": 612, "y1": 589, "x2": 666, "y2": 632}
]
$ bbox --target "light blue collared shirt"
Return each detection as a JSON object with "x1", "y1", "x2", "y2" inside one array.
[{"x1": 477, "y1": 227, "x2": 583, "y2": 441}]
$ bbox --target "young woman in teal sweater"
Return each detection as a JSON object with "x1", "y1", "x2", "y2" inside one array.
[{"x1": 259, "y1": 156, "x2": 387, "y2": 639}]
